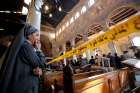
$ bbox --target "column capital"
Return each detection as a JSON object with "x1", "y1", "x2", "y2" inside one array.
[
  {"x1": 83, "y1": 33, "x2": 88, "y2": 41},
  {"x1": 71, "y1": 38, "x2": 75, "y2": 48}
]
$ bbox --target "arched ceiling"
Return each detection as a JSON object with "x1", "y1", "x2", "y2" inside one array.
[
  {"x1": 41, "y1": 0, "x2": 79, "y2": 27},
  {"x1": 53, "y1": 0, "x2": 140, "y2": 47}
]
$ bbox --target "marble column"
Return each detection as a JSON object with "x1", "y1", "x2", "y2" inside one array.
[
  {"x1": 63, "y1": 44, "x2": 67, "y2": 65},
  {"x1": 83, "y1": 33, "x2": 91, "y2": 60},
  {"x1": 108, "y1": 41, "x2": 117, "y2": 55},
  {"x1": 71, "y1": 38, "x2": 77, "y2": 61},
  {"x1": 26, "y1": 0, "x2": 42, "y2": 32}
]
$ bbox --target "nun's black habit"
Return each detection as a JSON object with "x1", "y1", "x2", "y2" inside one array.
[{"x1": 0, "y1": 24, "x2": 45, "y2": 93}]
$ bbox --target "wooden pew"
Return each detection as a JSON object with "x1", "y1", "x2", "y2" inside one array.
[
  {"x1": 43, "y1": 67, "x2": 131, "y2": 93},
  {"x1": 73, "y1": 67, "x2": 131, "y2": 93},
  {"x1": 43, "y1": 71, "x2": 63, "y2": 92},
  {"x1": 74, "y1": 74, "x2": 110, "y2": 93},
  {"x1": 118, "y1": 68, "x2": 130, "y2": 91}
]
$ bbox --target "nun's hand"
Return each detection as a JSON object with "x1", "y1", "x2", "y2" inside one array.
[{"x1": 33, "y1": 67, "x2": 42, "y2": 76}]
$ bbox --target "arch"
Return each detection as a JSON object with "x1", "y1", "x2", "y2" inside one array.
[
  {"x1": 88, "y1": 23, "x2": 103, "y2": 36},
  {"x1": 107, "y1": 6, "x2": 138, "y2": 27},
  {"x1": 66, "y1": 40, "x2": 71, "y2": 51},
  {"x1": 75, "y1": 34, "x2": 83, "y2": 44}
]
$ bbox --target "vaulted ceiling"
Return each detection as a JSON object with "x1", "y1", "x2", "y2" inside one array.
[{"x1": 41, "y1": 0, "x2": 79, "y2": 27}]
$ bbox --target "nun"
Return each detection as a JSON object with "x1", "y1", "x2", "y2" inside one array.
[{"x1": 0, "y1": 24, "x2": 46, "y2": 93}]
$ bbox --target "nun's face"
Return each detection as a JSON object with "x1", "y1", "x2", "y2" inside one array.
[{"x1": 28, "y1": 31, "x2": 40, "y2": 46}]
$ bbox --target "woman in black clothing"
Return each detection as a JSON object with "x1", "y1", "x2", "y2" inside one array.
[
  {"x1": 114, "y1": 53, "x2": 122, "y2": 69},
  {"x1": 0, "y1": 24, "x2": 46, "y2": 93}
]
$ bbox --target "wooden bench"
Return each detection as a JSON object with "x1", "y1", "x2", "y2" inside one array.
[
  {"x1": 43, "y1": 67, "x2": 131, "y2": 93},
  {"x1": 73, "y1": 67, "x2": 131, "y2": 93}
]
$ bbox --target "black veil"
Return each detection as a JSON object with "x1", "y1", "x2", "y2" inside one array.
[
  {"x1": 0, "y1": 21, "x2": 25, "y2": 93},
  {"x1": 0, "y1": 15, "x2": 40, "y2": 93}
]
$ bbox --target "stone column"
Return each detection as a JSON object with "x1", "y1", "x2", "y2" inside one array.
[
  {"x1": 71, "y1": 38, "x2": 77, "y2": 61},
  {"x1": 63, "y1": 44, "x2": 67, "y2": 65},
  {"x1": 108, "y1": 41, "x2": 117, "y2": 55},
  {"x1": 83, "y1": 33, "x2": 91, "y2": 60},
  {"x1": 26, "y1": 0, "x2": 42, "y2": 32}
]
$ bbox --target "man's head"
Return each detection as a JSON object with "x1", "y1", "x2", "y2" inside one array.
[{"x1": 24, "y1": 24, "x2": 40, "y2": 46}]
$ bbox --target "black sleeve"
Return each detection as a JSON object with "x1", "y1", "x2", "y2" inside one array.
[{"x1": 19, "y1": 43, "x2": 45, "y2": 68}]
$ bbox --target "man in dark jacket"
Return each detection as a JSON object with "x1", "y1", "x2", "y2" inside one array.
[{"x1": 89, "y1": 56, "x2": 95, "y2": 65}]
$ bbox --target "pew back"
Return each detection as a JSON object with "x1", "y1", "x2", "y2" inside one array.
[{"x1": 73, "y1": 67, "x2": 130, "y2": 93}]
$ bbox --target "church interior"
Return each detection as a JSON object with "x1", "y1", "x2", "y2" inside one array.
[{"x1": 0, "y1": 0, "x2": 140, "y2": 93}]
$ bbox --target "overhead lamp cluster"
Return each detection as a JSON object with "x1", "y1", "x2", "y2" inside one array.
[{"x1": 43, "y1": 4, "x2": 62, "y2": 18}]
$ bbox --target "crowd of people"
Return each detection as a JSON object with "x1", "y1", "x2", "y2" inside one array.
[
  {"x1": 47, "y1": 46, "x2": 140, "y2": 72},
  {"x1": 69, "y1": 47, "x2": 140, "y2": 70},
  {"x1": 70, "y1": 52, "x2": 121, "y2": 69}
]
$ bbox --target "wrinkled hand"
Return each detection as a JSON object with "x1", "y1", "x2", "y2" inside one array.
[
  {"x1": 33, "y1": 67, "x2": 42, "y2": 76},
  {"x1": 35, "y1": 40, "x2": 41, "y2": 50}
]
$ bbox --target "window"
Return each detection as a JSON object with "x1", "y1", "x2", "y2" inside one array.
[
  {"x1": 88, "y1": 0, "x2": 95, "y2": 7},
  {"x1": 81, "y1": 6, "x2": 87, "y2": 14},
  {"x1": 59, "y1": 28, "x2": 62, "y2": 34},
  {"x1": 56, "y1": 32, "x2": 59, "y2": 36},
  {"x1": 70, "y1": 17, "x2": 74, "y2": 24},
  {"x1": 24, "y1": 0, "x2": 31, "y2": 5},
  {"x1": 66, "y1": 22, "x2": 69, "y2": 27},
  {"x1": 62, "y1": 25, "x2": 65, "y2": 31},
  {"x1": 75, "y1": 12, "x2": 80, "y2": 19}
]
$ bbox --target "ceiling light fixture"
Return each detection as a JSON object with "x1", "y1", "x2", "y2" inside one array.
[
  {"x1": 59, "y1": 28, "x2": 62, "y2": 34},
  {"x1": 0, "y1": 11, "x2": 11, "y2": 13},
  {"x1": 66, "y1": 22, "x2": 69, "y2": 27},
  {"x1": 58, "y1": 6, "x2": 62, "y2": 12},
  {"x1": 13, "y1": 11, "x2": 17, "y2": 13},
  {"x1": 49, "y1": 13, "x2": 52, "y2": 18},
  {"x1": 0, "y1": 28, "x2": 4, "y2": 30},
  {"x1": 45, "y1": 5, "x2": 49, "y2": 11},
  {"x1": 0, "y1": 11, "x2": 5, "y2": 13},
  {"x1": 0, "y1": 11, "x2": 22, "y2": 14}
]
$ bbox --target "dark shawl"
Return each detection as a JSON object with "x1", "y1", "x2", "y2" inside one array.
[
  {"x1": 63, "y1": 64, "x2": 74, "y2": 93},
  {"x1": 0, "y1": 24, "x2": 45, "y2": 93}
]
